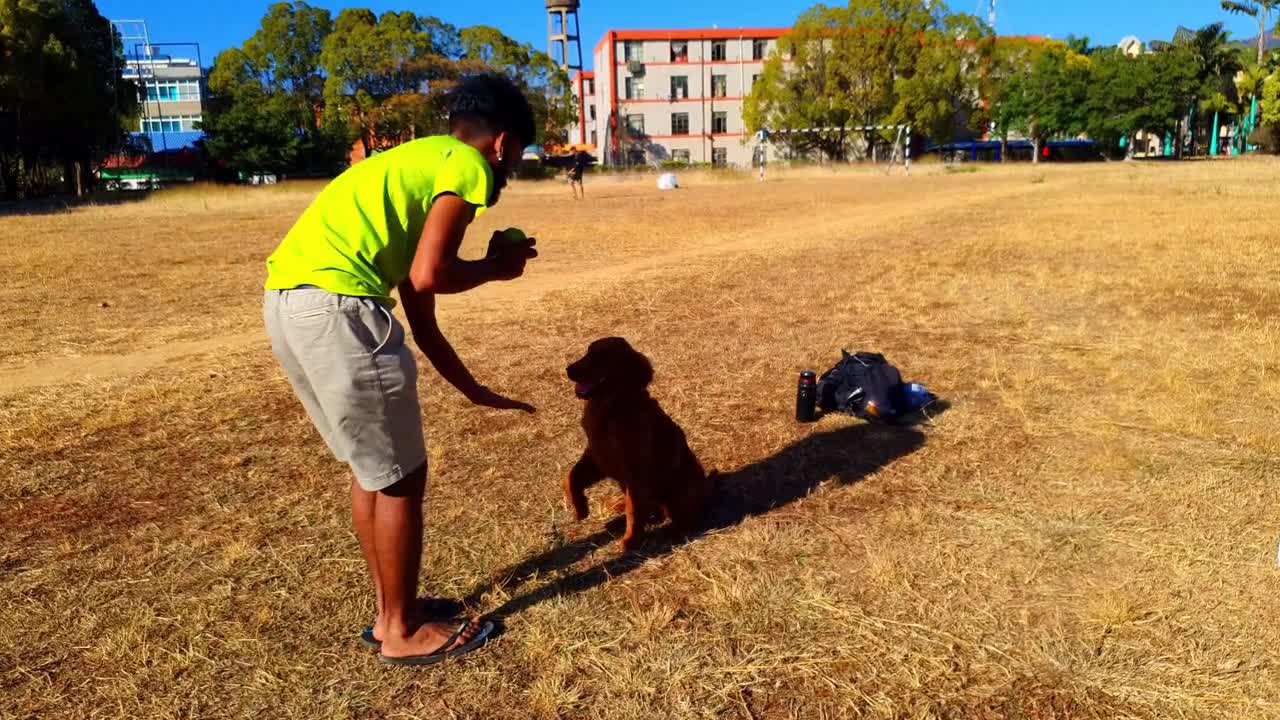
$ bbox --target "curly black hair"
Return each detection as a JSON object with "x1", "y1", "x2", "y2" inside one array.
[{"x1": 447, "y1": 73, "x2": 537, "y2": 148}]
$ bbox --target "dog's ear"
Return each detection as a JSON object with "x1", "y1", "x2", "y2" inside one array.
[{"x1": 626, "y1": 347, "x2": 653, "y2": 388}]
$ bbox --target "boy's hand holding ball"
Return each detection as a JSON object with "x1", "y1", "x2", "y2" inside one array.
[{"x1": 487, "y1": 228, "x2": 537, "y2": 281}]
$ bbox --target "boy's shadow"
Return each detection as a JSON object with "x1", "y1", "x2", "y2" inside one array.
[{"x1": 465, "y1": 404, "x2": 945, "y2": 623}]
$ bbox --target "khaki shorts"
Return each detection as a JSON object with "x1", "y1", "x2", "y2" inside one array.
[{"x1": 264, "y1": 288, "x2": 426, "y2": 491}]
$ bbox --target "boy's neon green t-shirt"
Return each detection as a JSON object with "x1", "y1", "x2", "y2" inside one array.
[{"x1": 264, "y1": 135, "x2": 493, "y2": 302}]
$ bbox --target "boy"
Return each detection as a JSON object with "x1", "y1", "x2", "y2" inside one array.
[
  {"x1": 569, "y1": 149, "x2": 589, "y2": 199},
  {"x1": 263, "y1": 74, "x2": 537, "y2": 666}
]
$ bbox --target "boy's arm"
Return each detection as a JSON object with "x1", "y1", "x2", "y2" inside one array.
[
  {"x1": 406, "y1": 193, "x2": 532, "y2": 295},
  {"x1": 398, "y1": 282, "x2": 534, "y2": 413}
]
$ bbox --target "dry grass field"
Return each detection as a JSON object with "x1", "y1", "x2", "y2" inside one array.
[{"x1": 3, "y1": 160, "x2": 1279, "y2": 719}]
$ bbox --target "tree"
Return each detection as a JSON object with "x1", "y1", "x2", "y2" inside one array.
[
  {"x1": 0, "y1": 0, "x2": 138, "y2": 199},
  {"x1": 1221, "y1": 0, "x2": 1279, "y2": 65},
  {"x1": 321, "y1": 9, "x2": 458, "y2": 157},
  {"x1": 459, "y1": 26, "x2": 575, "y2": 145},
  {"x1": 999, "y1": 45, "x2": 1091, "y2": 162},
  {"x1": 1083, "y1": 46, "x2": 1200, "y2": 158},
  {"x1": 891, "y1": 13, "x2": 992, "y2": 145},
  {"x1": 203, "y1": 2, "x2": 347, "y2": 176},
  {"x1": 202, "y1": 48, "x2": 308, "y2": 175},
  {"x1": 1082, "y1": 49, "x2": 1143, "y2": 155},
  {"x1": 1137, "y1": 45, "x2": 1203, "y2": 156},
  {"x1": 744, "y1": 0, "x2": 984, "y2": 160},
  {"x1": 204, "y1": 1, "x2": 348, "y2": 174},
  {"x1": 984, "y1": 37, "x2": 1042, "y2": 161},
  {"x1": 1180, "y1": 22, "x2": 1243, "y2": 155}
]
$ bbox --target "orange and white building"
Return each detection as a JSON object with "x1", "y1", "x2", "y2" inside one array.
[{"x1": 570, "y1": 28, "x2": 787, "y2": 168}]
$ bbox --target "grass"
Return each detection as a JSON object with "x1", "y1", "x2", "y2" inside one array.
[{"x1": 3, "y1": 160, "x2": 1280, "y2": 719}]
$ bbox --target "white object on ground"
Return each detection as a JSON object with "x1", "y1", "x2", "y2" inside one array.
[{"x1": 657, "y1": 173, "x2": 679, "y2": 191}]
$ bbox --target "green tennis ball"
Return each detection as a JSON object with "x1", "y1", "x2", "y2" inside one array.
[{"x1": 500, "y1": 228, "x2": 528, "y2": 244}]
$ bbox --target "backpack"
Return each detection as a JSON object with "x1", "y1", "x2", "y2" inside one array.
[{"x1": 816, "y1": 351, "x2": 905, "y2": 421}]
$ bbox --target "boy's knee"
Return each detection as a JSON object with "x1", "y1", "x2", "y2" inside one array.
[{"x1": 379, "y1": 464, "x2": 427, "y2": 498}]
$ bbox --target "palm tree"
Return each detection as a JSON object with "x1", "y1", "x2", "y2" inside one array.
[
  {"x1": 1179, "y1": 23, "x2": 1244, "y2": 154},
  {"x1": 1221, "y1": 1, "x2": 1279, "y2": 65},
  {"x1": 1233, "y1": 51, "x2": 1279, "y2": 149},
  {"x1": 1233, "y1": 63, "x2": 1270, "y2": 148}
]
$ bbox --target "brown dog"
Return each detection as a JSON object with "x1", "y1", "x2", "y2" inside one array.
[{"x1": 565, "y1": 337, "x2": 713, "y2": 552}]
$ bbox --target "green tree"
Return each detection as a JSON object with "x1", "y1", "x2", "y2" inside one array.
[
  {"x1": 1083, "y1": 46, "x2": 1200, "y2": 158},
  {"x1": 999, "y1": 45, "x2": 1091, "y2": 162},
  {"x1": 1260, "y1": 64, "x2": 1280, "y2": 146},
  {"x1": 745, "y1": 0, "x2": 983, "y2": 160},
  {"x1": 1178, "y1": 22, "x2": 1243, "y2": 155},
  {"x1": 202, "y1": 48, "x2": 308, "y2": 175},
  {"x1": 1221, "y1": 0, "x2": 1279, "y2": 65},
  {"x1": 0, "y1": 0, "x2": 138, "y2": 199},
  {"x1": 459, "y1": 26, "x2": 575, "y2": 145},
  {"x1": 320, "y1": 9, "x2": 458, "y2": 157},
  {"x1": 203, "y1": 2, "x2": 347, "y2": 176},
  {"x1": 984, "y1": 37, "x2": 1043, "y2": 161},
  {"x1": 1137, "y1": 45, "x2": 1203, "y2": 157},
  {"x1": 1082, "y1": 49, "x2": 1143, "y2": 155},
  {"x1": 891, "y1": 12, "x2": 992, "y2": 145}
]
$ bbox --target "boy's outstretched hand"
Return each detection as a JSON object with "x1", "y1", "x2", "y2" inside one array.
[
  {"x1": 486, "y1": 230, "x2": 537, "y2": 281},
  {"x1": 468, "y1": 385, "x2": 536, "y2": 414}
]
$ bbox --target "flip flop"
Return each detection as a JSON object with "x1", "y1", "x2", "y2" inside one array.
[
  {"x1": 378, "y1": 619, "x2": 495, "y2": 667},
  {"x1": 358, "y1": 598, "x2": 464, "y2": 651}
]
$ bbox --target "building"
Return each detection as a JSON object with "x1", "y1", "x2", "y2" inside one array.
[
  {"x1": 122, "y1": 52, "x2": 206, "y2": 152},
  {"x1": 574, "y1": 28, "x2": 787, "y2": 167}
]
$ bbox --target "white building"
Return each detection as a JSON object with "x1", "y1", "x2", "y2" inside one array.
[
  {"x1": 122, "y1": 54, "x2": 205, "y2": 147},
  {"x1": 571, "y1": 28, "x2": 787, "y2": 167}
]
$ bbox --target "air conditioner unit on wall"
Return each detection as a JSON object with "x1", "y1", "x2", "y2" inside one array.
[{"x1": 627, "y1": 60, "x2": 644, "y2": 75}]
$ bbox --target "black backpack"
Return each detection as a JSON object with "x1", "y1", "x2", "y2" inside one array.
[{"x1": 817, "y1": 351, "x2": 905, "y2": 421}]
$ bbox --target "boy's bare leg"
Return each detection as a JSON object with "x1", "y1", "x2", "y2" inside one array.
[
  {"x1": 374, "y1": 465, "x2": 483, "y2": 656},
  {"x1": 352, "y1": 479, "x2": 388, "y2": 639}
]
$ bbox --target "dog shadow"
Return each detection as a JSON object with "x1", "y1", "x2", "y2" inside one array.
[{"x1": 469, "y1": 415, "x2": 936, "y2": 624}]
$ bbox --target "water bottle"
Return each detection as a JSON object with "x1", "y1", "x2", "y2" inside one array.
[
  {"x1": 901, "y1": 383, "x2": 932, "y2": 412},
  {"x1": 796, "y1": 370, "x2": 818, "y2": 423}
]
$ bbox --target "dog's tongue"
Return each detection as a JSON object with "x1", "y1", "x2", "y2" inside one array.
[{"x1": 574, "y1": 381, "x2": 593, "y2": 398}]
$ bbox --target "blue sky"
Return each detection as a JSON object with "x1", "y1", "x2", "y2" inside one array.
[{"x1": 98, "y1": 0, "x2": 1266, "y2": 67}]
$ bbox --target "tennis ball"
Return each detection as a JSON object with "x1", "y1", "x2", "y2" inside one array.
[{"x1": 500, "y1": 227, "x2": 528, "y2": 244}]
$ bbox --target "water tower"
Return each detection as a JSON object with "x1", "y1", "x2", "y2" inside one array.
[{"x1": 546, "y1": 0, "x2": 583, "y2": 72}]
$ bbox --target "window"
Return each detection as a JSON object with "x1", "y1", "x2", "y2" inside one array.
[
  {"x1": 752, "y1": 73, "x2": 762, "y2": 88},
  {"x1": 670, "y1": 41, "x2": 688, "y2": 62},
  {"x1": 589, "y1": 104, "x2": 597, "y2": 121},
  {"x1": 711, "y1": 74, "x2": 727, "y2": 98},
  {"x1": 624, "y1": 41, "x2": 643, "y2": 62},
  {"x1": 626, "y1": 114, "x2": 645, "y2": 135},
  {"x1": 671, "y1": 149, "x2": 691, "y2": 163},
  {"x1": 139, "y1": 114, "x2": 202, "y2": 133},
  {"x1": 753, "y1": 39, "x2": 768, "y2": 60},
  {"x1": 584, "y1": 78, "x2": 594, "y2": 95},
  {"x1": 711, "y1": 40, "x2": 727, "y2": 61},
  {"x1": 590, "y1": 130, "x2": 598, "y2": 146},
  {"x1": 670, "y1": 75, "x2": 689, "y2": 99},
  {"x1": 671, "y1": 112, "x2": 689, "y2": 135},
  {"x1": 143, "y1": 79, "x2": 200, "y2": 102},
  {"x1": 625, "y1": 76, "x2": 645, "y2": 100},
  {"x1": 712, "y1": 111, "x2": 728, "y2": 134},
  {"x1": 712, "y1": 147, "x2": 728, "y2": 166}
]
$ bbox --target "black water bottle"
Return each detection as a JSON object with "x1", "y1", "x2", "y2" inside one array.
[{"x1": 796, "y1": 370, "x2": 818, "y2": 423}]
